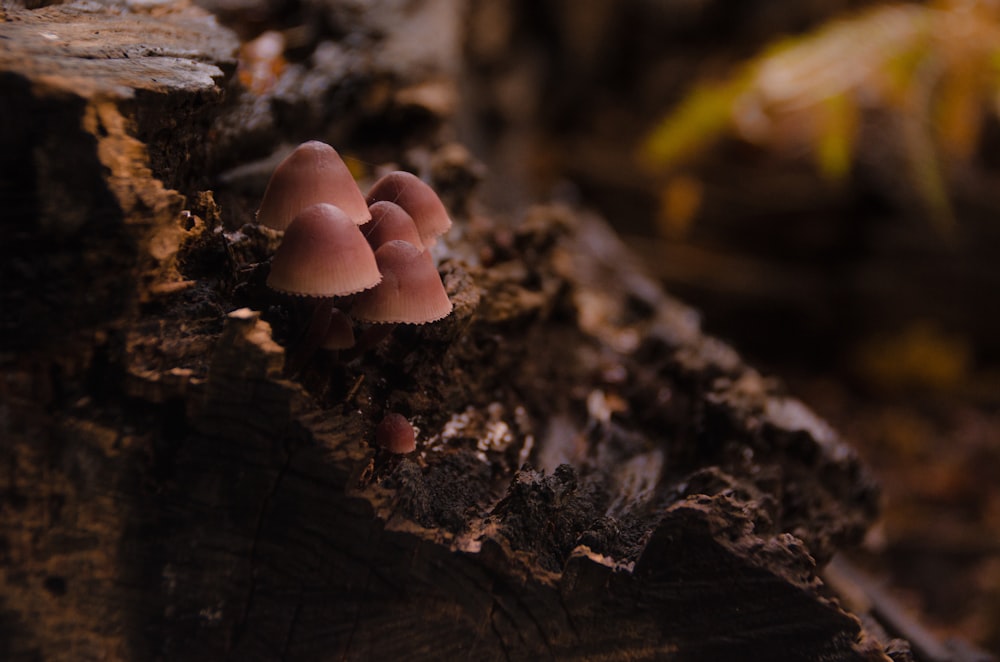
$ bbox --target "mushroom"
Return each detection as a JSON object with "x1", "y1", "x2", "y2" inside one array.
[
  {"x1": 266, "y1": 203, "x2": 380, "y2": 372},
  {"x1": 267, "y1": 203, "x2": 380, "y2": 297},
  {"x1": 363, "y1": 201, "x2": 425, "y2": 251},
  {"x1": 349, "y1": 240, "x2": 452, "y2": 351},
  {"x1": 257, "y1": 141, "x2": 371, "y2": 231},
  {"x1": 351, "y1": 240, "x2": 451, "y2": 325},
  {"x1": 320, "y1": 308, "x2": 356, "y2": 351},
  {"x1": 376, "y1": 413, "x2": 416, "y2": 454},
  {"x1": 365, "y1": 171, "x2": 452, "y2": 247}
]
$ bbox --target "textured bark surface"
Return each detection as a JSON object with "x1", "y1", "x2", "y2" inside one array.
[{"x1": 1, "y1": 2, "x2": 906, "y2": 661}]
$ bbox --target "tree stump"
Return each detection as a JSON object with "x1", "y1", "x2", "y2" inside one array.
[{"x1": 1, "y1": 2, "x2": 905, "y2": 660}]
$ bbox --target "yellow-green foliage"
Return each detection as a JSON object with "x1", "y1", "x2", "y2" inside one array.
[
  {"x1": 640, "y1": 0, "x2": 1000, "y2": 232},
  {"x1": 639, "y1": 76, "x2": 751, "y2": 170}
]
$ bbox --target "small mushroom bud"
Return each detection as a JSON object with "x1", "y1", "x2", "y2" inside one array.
[
  {"x1": 257, "y1": 141, "x2": 371, "y2": 230},
  {"x1": 376, "y1": 413, "x2": 416, "y2": 454},
  {"x1": 366, "y1": 171, "x2": 452, "y2": 247},
  {"x1": 320, "y1": 308, "x2": 355, "y2": 350},
  {"x1": 363, "y1": 201, "x2": 425, "y2": 250}
]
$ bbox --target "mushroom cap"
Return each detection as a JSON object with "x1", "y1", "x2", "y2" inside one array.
[
  {"x1": 363, "y1": 201, "x2": 425, "y2": 250},
  {"x1": 257, "y1": 141, "x2": 371, "y2": 230},
  {"x1": 351, "y1": 240, "x2": 452, "y2": 324},
  {"x1": 320, "y1": 308, "x2": 356, "y2": 350},
  {"x1": 375, "y1": 413, "x2": 416, "y2": 454},
  {"x1": 266, "y1": 203, "x2": 381, "y2": 297},
  {"x1": 365, "y1": 171, "x2": 451, "y2": 246}
]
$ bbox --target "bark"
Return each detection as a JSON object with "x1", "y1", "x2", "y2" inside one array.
[{"x1": 1, "y1": 2, "x2": 906, "y2": 661}]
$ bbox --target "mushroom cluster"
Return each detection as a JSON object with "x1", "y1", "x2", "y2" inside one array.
[{"x1": 256, "y1": 141, "x2": 454, "y2": 371}]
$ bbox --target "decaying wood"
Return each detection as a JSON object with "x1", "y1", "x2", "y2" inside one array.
[{"x1": 2, "y1": 2, "x2": 913, "y2": 661}]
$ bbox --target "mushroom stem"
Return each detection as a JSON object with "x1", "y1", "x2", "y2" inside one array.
[{"x1": 284, "y1": 298, "x2": 335, "y2": 376}]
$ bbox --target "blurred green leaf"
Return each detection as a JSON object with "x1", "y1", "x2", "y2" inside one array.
[
  {"x1": 640, "y1": 1, "x2": 1000, "y2": 233},
  {"x1": 815, "y1": 92, "x2": 857, "y2": 180},
  {"x1": 639, "y1": 75, "x2": 751, "y2": 172}
]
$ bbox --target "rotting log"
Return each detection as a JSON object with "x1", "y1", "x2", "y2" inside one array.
[{"x1": 2, "y1": 2, "x2": 910, "y2": 661}]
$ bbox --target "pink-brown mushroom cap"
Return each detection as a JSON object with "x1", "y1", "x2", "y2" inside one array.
[
  {"x1": 320, "y1": 308, "x2": 356, "y2": 350},
  {"x1": 365, "y1": 171, "x2": 451, "y2": 247},
  {"x1": 266, "y1": 203, "x2": 381, "y2": 297},
  {"x1": 363, "y1": 201, "x2": 425, "y2": 251},
  {"x1": 257, "y1": 141, "x2": 371, "y2": 230},
  {"x1": 375, "y1": 413, "x2": 416, "y2": 454},
  {"x1": 351, "y1": 240, "x2": 452, "y2": 324}
]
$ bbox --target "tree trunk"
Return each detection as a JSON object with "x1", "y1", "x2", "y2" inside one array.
[{"x1": 1, "y1": 2, "x2": 904, "y2": 660}]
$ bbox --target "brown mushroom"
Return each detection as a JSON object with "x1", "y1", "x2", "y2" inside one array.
[
  {"x1": 266, "y1": 203, "x2": 379, "y2": 374},
  {"x1": 257, "y1": 141, "x2": 371, "y2": 230},
  {"x1": 363, "y1": 201, "x2": 425, "y2": 251},
  {"x1": 320, "y1": 308, "x2": 356, "y2": 351},
  {"x1": 376, "y1": 413, "x2": 416, "y2": 454},
  {"x1": 351, "y1": 240, "x2": 451, "y2": 325},
  {"x1": 365, "y1": 171, "x2": 451, "y2": 247},
  {"x1": 267, "y1": 203, "x2": 380, "y2": 297}
]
